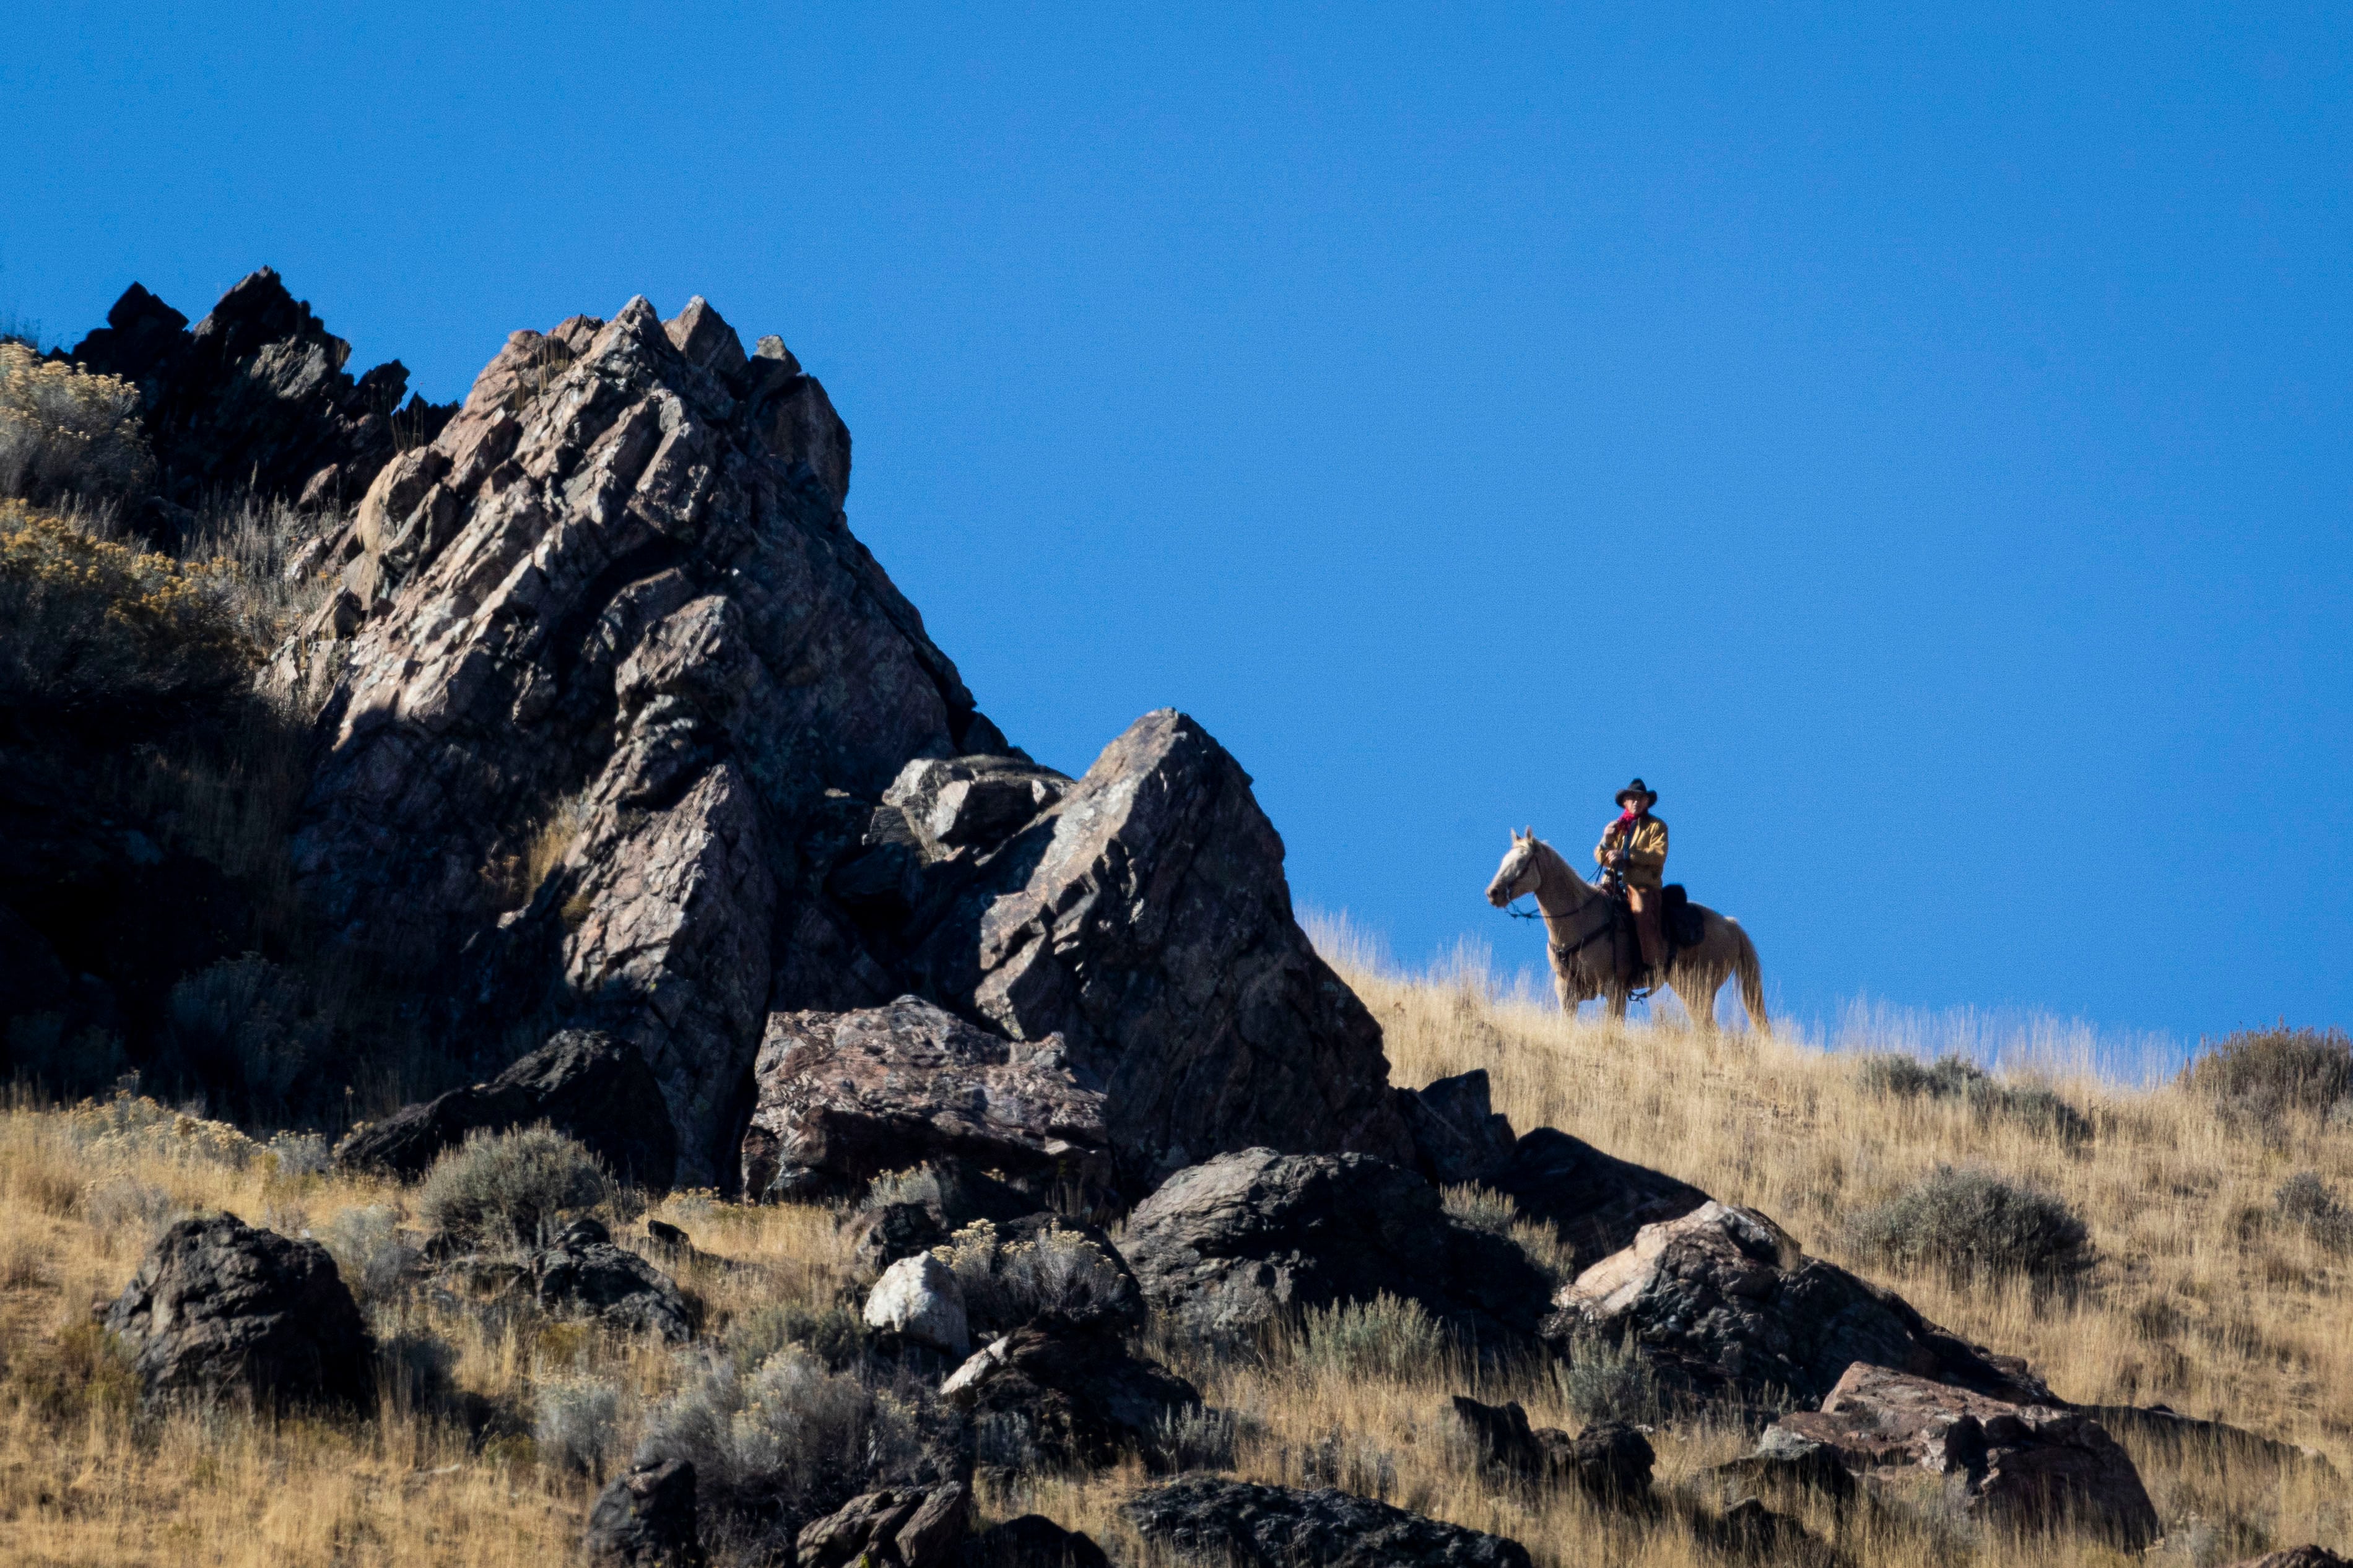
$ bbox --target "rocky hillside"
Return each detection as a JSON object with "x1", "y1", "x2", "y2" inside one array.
[{"x1": 0, "y1": 276, "x2": 2346, "y2": 1568}]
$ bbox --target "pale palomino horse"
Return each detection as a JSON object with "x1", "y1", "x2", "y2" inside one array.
[{"x1": 1485, "y1": 829, "x2": 1768, "y2": 1032}]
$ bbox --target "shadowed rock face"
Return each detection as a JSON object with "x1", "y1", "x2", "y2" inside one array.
[
  {"x1": 942, "y1": 1318, "x2": 1202, "y2": 1470},
  {"x1": 910, "y1": 711, "x2": 1412, "y2": 1184},
  {"x1": 583, "y1": 1457, "x2": 706, "y2": 1567},
  {"x1": 69, "y1": 269, "x2": 455, "y2": 517},
  {"x1": 102, "y1": 1214, "x2": 374, "y2": 1412},
  {"x1": 335, "y1": 1027, "x2": 677, "y2": 1187}
]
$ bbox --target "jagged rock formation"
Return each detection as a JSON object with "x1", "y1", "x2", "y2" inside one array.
[
  {"x1": 103, "y1": 1214, "x2": 374, "y2": 1411},
  {"x1": 739, "y1": 996, "x2": 1110, "y2": 1202},
  {"x1": 797, "y1": 1482, "x2": 970, "y2": 1568},
  {"x1": 1767, "y1": 1362, "x2": 2160, "y2": 1547},
  {"x1": 1549, "y1": 1201, "x2": 2051, "y2": 1411},
  {"x1": 526, "y1": 1217, "x2": 697, "y2": 1341},
  {"x1": 276, "y1": 290, "x2": 1409, "y2": 1189},
  {"x1": 1124, "y1": 1477, "x2": 1534, "y2": 1568},
  {"x1": 336, "y1": 1027, "x2": 677, "y2": 1186},
  {"x1": 958, "y1": 1515, "x2": 1111, "y2": 1567},
  {"x1": 69, "y1": 269, "x2": 455, "y2": 519},
  {"x1": 1121, "y1": 1147, "x2": 1552, "y2": 1350},
  {"x1": 279, "y1": 295, "x2": 1003, "y2": 1182},
  {"x1": 900, "y1": 710, "x2": 1413, "y2": 1183}
]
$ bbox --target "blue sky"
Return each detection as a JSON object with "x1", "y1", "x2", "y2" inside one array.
[{"x1": 3, "y1": 4, "x2": 2346, "y2": 1058}]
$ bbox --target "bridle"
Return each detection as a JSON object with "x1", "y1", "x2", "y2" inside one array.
[{"x1": 1500, "y1": 851, "x2": 1617, "y2": 961}]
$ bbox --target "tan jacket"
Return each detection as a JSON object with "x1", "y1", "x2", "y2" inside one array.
[{"x1": 1594, "y1": 814, "x2": 1669, "y2": 890}]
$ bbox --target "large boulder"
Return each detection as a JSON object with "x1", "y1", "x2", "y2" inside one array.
[
  {"x1": 528, "y1": 1218, "x2": 697, "y2": 1341},
  {"x1": 280, "y1": 294, "x2": 1003, "y2": 1185},
  {"x1": 1768, "y1": 1362, "x2": 2160, "y2": 1547},
  {"x1": 1396, "y1": 1070, "x2": 1518, "y2": 1187},
  {"x1": 958, "y1": 1515, "x2": 1110, "y2": 1567},
  {"x1": 336, "y1": 1028, "x2": 677, "y2": 1187},
  {"x1": 1120, "y1": 1148, "x2": 1552, "y2": 1351},
  {"x1": 1446, "y1": 1395, "x2": 1654, "y2": 1504},
  {"x1": 737, "y1": 996, "x2": 1109, "y2": 1203},
  {"x1": 796, "y1": 1482, "x2": 969, "y2": 1568},
  {"x1": 102, "y1": 1214, "x2": 374, "y2": 1411},
  {"x1": 69, "y1": 270, "x2": 455, "y2": 517},
  {"x1": 942, "y1": 1319, "x2": 1203, "y2": 1469},
  {"x1": 907, "y1": 710, "x2": 1413, "y2": 1184},
  {"x1": 864, "y1": 1253, "x2": 970, "y2": 1355},
  {"x1": 1484, "y1": 1126, "x2": 1710, "y2": 1275},
  {"x1": 583, "y1": 1457, "x2": 707, "y2": 1567},
  {"x1": 1550, "y1": 1201, "x2": 2051, "y2": 1411},
  {"x1": 1123, "y1": 1477, "x2": 1533, "y2": 1568}
]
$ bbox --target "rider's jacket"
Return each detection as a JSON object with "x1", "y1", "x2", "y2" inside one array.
[{"x1": 1593, "y1": 813, "x2": 1669, "y2": 890}]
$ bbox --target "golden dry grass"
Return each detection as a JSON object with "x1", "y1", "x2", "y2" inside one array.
[{"x1": 1, "y1": 935, "x2": 2347, "y2": 1566}]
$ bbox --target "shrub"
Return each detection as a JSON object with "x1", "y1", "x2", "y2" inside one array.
[
  {"x1": 1855, "y1": 1052, "x2": 2092, "y2": 1145},
  {"x1": 936, "y1": 1219, "x2": 1133, "y2": 1331},
  {"x1": 2276, "y1": 1173, "x2": 2353, "y2": 1254},
  {"x1": 1846, "y1": 1166, "x2": 2092, "y2": 1285},
  {"x1": 724, "y1": 1301, "x2": 866, "y2": 1374},
  {"x1": 535, "y1": 1374, "x2": 624, "y2": 1479},
  {"x1": 1552, "y1": 1331, "x2": 1660, "y2": 1423},
  {"x1": 79, "y1": 1176, "x2": 179, "y2": 1246},
  {"x1": 1442, "y1": 1182, "x2": 1577, "y2": 1286},
  {"x1": 2181, "y1": 1027, "x2": 2353, "y2": 1127},
  {"x1": 0, "y1": 342, "x2": 152, "y2": 505},
  {"x1": 163, "y1": 955, "x2": 328, "y2": 1114},
  {"x1": 1295, "y1": 1293, "x2": 1447, "y2": 1382},
  {"x1": 266, "y1": 1131, "x2": 333, "y2": 1178},
  {"x1": 636, "y1": 1347, "x2": 928, "y2": 1553},
  {"x1": 318, "y1": 1203, "x2": 420, "y2": 1302},
  {"x1": 2, "y1": 1320, "x2": 139, "y2": 1426},
  {"x1": 417, "y1": 1125, "x2": 614, "y2": 1251},
  {"x1": 0, "y1": 502, "x2": 252, "y2": 718}
]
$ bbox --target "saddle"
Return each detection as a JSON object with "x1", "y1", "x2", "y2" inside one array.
[{"x1": 1611, "y1": 883, "x2": 1705, "y2": 988}]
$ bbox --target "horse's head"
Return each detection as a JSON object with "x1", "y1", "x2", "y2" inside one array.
[{"x1": 1486, "y1": 828, "x2": 1543, "y2": 907}]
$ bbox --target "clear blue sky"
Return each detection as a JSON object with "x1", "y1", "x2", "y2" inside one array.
[{"x1": 4, "y1": 4, "x2": 2346, "y2": 1058}]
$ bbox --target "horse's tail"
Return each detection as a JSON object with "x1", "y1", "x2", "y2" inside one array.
[{"x1": 1730, "y1": 919, "x2": 1770, "y2": 1036}]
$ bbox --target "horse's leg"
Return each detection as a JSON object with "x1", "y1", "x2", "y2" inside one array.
[
  {"x1": 1671, "y1": 966, "x2": 1721, "y2": 1034},
  {"x1": 1604, "y1": 981, "x2": 1629, "y2": 1023}
]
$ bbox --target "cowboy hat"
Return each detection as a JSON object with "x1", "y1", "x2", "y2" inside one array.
[{"x1": 1614, "y1": 778, "x2": 1658, "y2": 808}]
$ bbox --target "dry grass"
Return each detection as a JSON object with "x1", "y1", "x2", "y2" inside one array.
[{"x1": 1, "y1": 927, "x2": 2348, "y2": 1564}]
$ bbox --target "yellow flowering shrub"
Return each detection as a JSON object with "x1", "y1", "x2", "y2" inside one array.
[
  {"x1": 0, "y1": 501, "x2": 253, "y2": 714},
  {"x1": 0, "y1": 340, "x2": 153, "y2": 503}
]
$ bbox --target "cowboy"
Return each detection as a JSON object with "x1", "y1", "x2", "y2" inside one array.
[{"x1": 1594, "y1": 779, "x2": 1668, "y2": 973}]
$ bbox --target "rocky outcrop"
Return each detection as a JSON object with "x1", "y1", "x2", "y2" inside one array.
[
  {"x1": 942, "y1": 1319, "x2": 1202, "y2": 1469},
  {"x1": 1123, "y1": 1477, "x2": 1534, "y2": 1568},
  {"x1": 1447, "y1": 1395, "x2": 1654, "y2": 1503},
  {"x1": 905, "y1": 711, "x2": 1412, "y2": 1184},
  {"x1": 584, "y1": 1457, "x2": 707, "y2": 1567},
  {"x1": 2226, "y1": 1551, "x2": 2353, "y2": 1568},
  {"x1": 737, "y1": 997, "x2": 1109, "y2": 1203},
  {"x1": 1549, "y1": 1201, "x2": 2050, "y2": 1411},
  {"x1": 528, "y1": 1218, "x2": 696, "y2": 1341},
  {"x1": 958, "y1": 1515, "x2": 1110, "y2": 1567},
  {"x1": 841, "y1": 1158, "x2": 1051, "y2": 1280},
  {"x1": 281, "y1": 293, "x2": 1003, "y2": 1184},
  {"x1": 102, "y1": 1214, "x2": 374, "y2": 1411},
  {"x1": 1121, "y1": 1148, "x2": 1552, "y2": 1351},
  {"x1": 336, "y1": 1028, "x2": 677, "y2": 1186},
  {"x1": 69, "y1": 270, "x2": 455, "y2": 520},
  {"x1": 796, "y1": 1482, "x2": 969, "y2": 1568},
  {"x1": 1767, "y1": 1362, "x2": 2160, "y2": 1547},
  {"x1": 1485, "y1": 1126, "x2": 1710, "y2": 1274}
]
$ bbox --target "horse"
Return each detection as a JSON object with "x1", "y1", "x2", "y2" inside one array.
[{"x1": 1485, "y1": 828, "x2": 1769, "y2": 1033}]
